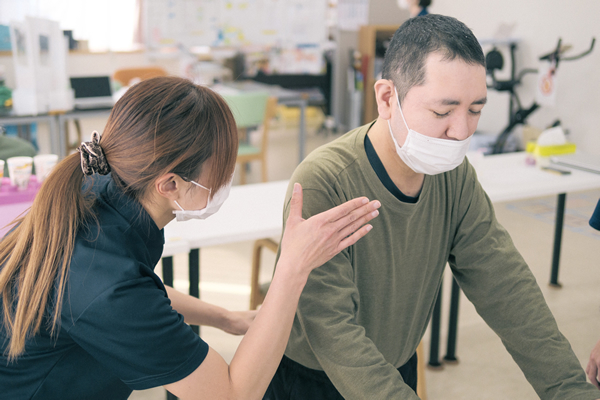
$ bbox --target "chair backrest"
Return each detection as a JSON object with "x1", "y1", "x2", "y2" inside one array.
[
  {"x1": 112, "y1": 66, "x2": 168, "y2": 87},
  {"x1": 260, "y1": 96, "x2": 279, "y2": 153},
  {"x1": 221, "y1": 91, "x2": 269, "y2": 129}
]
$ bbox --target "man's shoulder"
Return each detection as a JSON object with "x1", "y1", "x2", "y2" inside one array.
[{"x1": 292, "y1": 125, "x2": 368, "y2": 188}]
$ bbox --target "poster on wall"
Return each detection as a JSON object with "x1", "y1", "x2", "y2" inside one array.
[{"x1": 144, "y1": 0, "x2": 327, "y2": 50}]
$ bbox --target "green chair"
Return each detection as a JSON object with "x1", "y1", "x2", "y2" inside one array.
[
  {"x1": 221, "y1": 92, "x2": 277, "y2": 184},
  {"x1": 0, "y1": 133, "x2": 37, "y2": 177}
]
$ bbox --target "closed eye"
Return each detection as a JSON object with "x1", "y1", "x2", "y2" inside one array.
[
  {"x1": 469, "y1": 109, "x2": 482, "y2": 115},
  {"x1": 433, "y1": 110, "x2": 451, "y2": 117}
]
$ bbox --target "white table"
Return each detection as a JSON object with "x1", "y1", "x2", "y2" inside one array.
[
  {"x1": 164, "y1": 180, "x2": 288, "y2": 247},
  {"x1": 430, "y1": 151, "x2": 600, "y2": 367},
  {"x1": 474, "y1": 151, "x2": 600, "y2": 203},
  {"x1": 471, "y1": 151, "x2": 600, "y2": 285}
]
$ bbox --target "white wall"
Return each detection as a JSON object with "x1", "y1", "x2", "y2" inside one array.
[
  {"x1": 3, "y1": 1, "x2": 599, "y2": 155},
  {"x1": 0, "y1": 52, "x2": 180, "y2": 88},
  {"x1": 430, "y1": 0, "x2": 600, "y2": 155}
]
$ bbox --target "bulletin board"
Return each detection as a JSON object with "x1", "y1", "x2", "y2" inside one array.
[{"x1": 144, "y1": 0, "x2": 327, "y2": 50}]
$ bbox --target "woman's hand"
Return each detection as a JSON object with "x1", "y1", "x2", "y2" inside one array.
[
  {"x1": 586, "y1": 338, "x2": 600, "y2": 389},
  {"x1": 222, "y1": 310, "x2": 258, "y2": 335},
  {"x1": 278, "y1": 183, "x2": 380, "y2": 277}
]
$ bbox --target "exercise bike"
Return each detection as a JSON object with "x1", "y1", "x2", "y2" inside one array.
[{"x1": 485, "y1": 37, "x2": 595, "y2": 154}]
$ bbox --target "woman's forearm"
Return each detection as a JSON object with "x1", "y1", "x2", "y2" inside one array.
[
  {"x1": 165, "y1": 286, "x2": 229, "y2": 328},
  {"x1": 226, "y1": 259, "x2": 307, "y2": 400}
]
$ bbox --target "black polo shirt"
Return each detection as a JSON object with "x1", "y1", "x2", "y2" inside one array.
[{"x1": 0, "y1": 174, "x2": 209, "y2": 399}]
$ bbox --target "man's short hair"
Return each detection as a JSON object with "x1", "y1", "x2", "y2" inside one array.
[{"x1": 381, "y1": 14, "x2": 485, "y2": 104}]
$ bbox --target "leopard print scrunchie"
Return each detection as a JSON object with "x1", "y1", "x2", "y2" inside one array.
[{"x1": 77, "y1": 131, "x2": 111, "y2": 176}]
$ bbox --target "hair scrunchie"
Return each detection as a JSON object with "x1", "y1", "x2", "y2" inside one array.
[{"x1": 77, "y1": 131, "x2": 111, "y2": 176}]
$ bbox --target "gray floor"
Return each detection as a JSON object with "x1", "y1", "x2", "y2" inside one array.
[{"x1": 129, "y1": 115, "x2": 600, "y2": 399}]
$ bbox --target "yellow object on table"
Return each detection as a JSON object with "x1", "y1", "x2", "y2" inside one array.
[{"x1": 526, "y1": 141, "x2": 577, "y2": 157}]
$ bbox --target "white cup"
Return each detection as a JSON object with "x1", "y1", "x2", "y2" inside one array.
[
  {"x1": 7, "y1": 156, "x2": 33, "y2": 190},
  {"x1": 34, "y1": 154, "x2": 59, "y2": 183}
]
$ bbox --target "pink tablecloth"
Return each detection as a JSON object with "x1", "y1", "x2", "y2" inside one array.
[{"x1": 0, "y1": 177, "x2": 41, "y2": 238}]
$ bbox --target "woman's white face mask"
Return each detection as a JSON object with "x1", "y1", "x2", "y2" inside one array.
[
  {"x1": 173, "y1": 176, "x2": 232, "y2": 222},
  {"x1": 388, "y1": 87, "x2": 471, "y2": 175}
]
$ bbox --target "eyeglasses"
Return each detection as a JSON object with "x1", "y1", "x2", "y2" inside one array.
[{"x1": 179, "y1": 175, "x2": 211, "y2": 193}]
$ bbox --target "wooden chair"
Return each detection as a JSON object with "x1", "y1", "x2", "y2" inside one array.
[
  {"x1": 112, "y1": 66, "x2": 168, "y2": 87},
  {"x1": 249, "y1": 237, "x2": 427, "y2": 399},
  {"x1": 249, "y1": 238, "x2": 278, "y2": 310},
  {"x1": 222, "y1": 92, "x2": 277, "y2": 184}
]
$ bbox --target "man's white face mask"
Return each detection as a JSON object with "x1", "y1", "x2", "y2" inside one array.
[
  {"x1": 173, "y1": 176, "x2": 232, "y2": 222},
  {"x1": 387, "y1": 87, "x2": 471, "y2": 175}
]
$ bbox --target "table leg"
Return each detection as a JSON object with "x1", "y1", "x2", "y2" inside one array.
[
  {"x1": 48, "y1": 115, "x2": 62, "y2": 158},
  {"x1": 428, "y1": 283, "x2": 443, "y2": 368},
  {"x1": 550, "y1": 193, "x2": 566, "y2": 287},
  {"x1": 57, "y1": 115, "x2": 67, "y2": 159},
  {"x1": 444, "y1": 277, "x2": 460, "y2": 363},
  {"x1": 162, "y1": 256, "x2": 174, "y2": 287},
  {"x1": 189, "y1": 248, "x2": 200, "y2": 335},
  {"x1": 298, "y1": 98, "x2": 307, "y2": 163},
  {"x1": 166, "y1": 391, "x2": 178, "y2": 400}
]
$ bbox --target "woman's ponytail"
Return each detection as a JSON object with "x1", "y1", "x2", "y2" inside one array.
[{"x1": 0, "y1": 152, "x2": 93, "y2": 361}]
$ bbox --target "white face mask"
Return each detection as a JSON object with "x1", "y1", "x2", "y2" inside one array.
[
  {"x1": 173, "y1": 176, "x2": 232, "y2": 222},
  {"x1": 388, "y1": 87, "x2": 472, "y2": 175}
]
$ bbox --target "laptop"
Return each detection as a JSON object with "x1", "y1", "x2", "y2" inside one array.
[
  {"x1": 70, "y1": 76, "x2": 114, "y2": 109},
  {"x1": 550, "y1": 152, "x2": 600, "y2": 174}
]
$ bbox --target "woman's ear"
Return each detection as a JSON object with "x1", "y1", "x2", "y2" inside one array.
[
  {"x1": 155, "y1": 173, "x2": 182, "y2": 201},
  {"x1": 374, "y1": 79, "x2": 395, "y2": 120}
]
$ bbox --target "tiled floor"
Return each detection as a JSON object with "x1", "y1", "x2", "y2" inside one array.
[{"x1": 129, "y1": 117, "x2": 600, "y2": 399}]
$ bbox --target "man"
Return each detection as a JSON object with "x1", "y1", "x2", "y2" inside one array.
[{"x1": 265, "y1": 15, "x2": 599, "y2": 399}]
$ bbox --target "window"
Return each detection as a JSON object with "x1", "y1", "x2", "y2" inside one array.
[{"x1": 0, "y1": 0, "x2": 140, "y2": 52}]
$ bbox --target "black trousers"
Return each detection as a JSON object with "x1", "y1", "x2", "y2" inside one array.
[{"x1": 263, "y1": 352, "x2": 418, "y2": 399}]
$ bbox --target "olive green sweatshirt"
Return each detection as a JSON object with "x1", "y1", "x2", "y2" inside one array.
[{"x1": 277, "y1": 123, "x2": 597, "y2": 399}]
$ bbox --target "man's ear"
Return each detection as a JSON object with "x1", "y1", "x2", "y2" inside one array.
[
  {"x1": 374, "y1": 79, "x2": 395, "y2": 120},
  {"x1": 155, "y1": 173, "x2": 183, "y2": 201}
]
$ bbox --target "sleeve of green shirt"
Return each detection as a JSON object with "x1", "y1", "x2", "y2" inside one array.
[
  {"x1": 449, "y1": 163, "x2": 598, "y2": 400},
  {"x1": 281, "y1": 179, "x2": 420, "y2": 399}
]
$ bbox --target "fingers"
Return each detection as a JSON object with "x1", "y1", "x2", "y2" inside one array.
[
  {"x1": 322, "y1": 196, "x2": 371, "y2": 223},
  {"x1": 587, "y1": 360, "x2": 600, "y2": 389},
  {"x1": 337, "y1": 223, "x2": 374, "y2": 252},
  {"x1": 287, "y1": 183, "x2": 303, "y2": 222},
  {"x1": 335, "y1": 200, "x2": 380, "y2": 238}
]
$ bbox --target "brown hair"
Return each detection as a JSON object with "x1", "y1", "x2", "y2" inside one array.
[{"x1": 0, "y1": 76, "x2": 238, "y2": 360}]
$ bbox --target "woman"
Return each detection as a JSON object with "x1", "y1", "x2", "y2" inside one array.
[
  {"x1": 0, "y1": 77, "x2": 380, "y2": 399},
  {"x1": 397, "y1": 0, "x2": 431, "y2": 17}
]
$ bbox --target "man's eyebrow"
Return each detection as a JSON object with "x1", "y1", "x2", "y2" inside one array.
[{"x1": 437, "y1": 97, "x2": 487, "y2": 106}]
